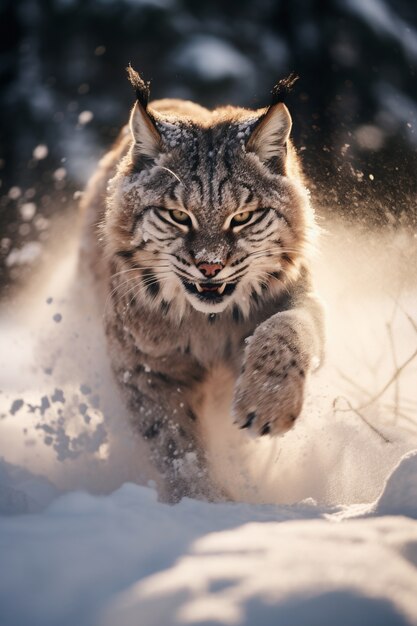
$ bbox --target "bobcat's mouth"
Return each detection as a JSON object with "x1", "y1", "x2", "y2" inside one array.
[{"x1": 181, "y1": 280, "x2": 237, "y2": 301}]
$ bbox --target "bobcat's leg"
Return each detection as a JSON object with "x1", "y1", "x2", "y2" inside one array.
[
  {"x1": 120, "y1": 371, "x2": 221, "y2": 503},
  {"x1": 233, "y1": 294, "x2": 324, "y2": 436}
]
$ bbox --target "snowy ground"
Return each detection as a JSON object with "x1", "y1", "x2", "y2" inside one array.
[{"x1": 1, "y1": 218, "x2": 417, "y2": 625}]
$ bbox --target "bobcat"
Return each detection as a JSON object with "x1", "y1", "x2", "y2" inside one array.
[{"x1": 81, "y1": 67, "x2": 324, "y2": 502}]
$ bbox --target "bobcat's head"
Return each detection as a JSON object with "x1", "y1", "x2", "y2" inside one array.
[{"x1": 105, "y1": 68, "x2": 314, "y2": 318}]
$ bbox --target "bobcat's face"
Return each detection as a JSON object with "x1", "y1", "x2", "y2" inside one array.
[{"x1": 105, "y1": 96, "x2": 313, "y2": 317}]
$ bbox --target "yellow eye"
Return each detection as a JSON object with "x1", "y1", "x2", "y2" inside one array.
[
  {"x1": 170, "y1": 209, "x2": 192, "y2": 226},
  {"x1": 231, "y1": 211, "x2": 252, "y2": 227}
]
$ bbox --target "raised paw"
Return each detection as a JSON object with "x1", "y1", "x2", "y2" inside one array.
[{"x1": 232, "y1": 332, "x2": 306, "y2": 437}]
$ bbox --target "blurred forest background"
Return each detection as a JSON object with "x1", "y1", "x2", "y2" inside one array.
[{"x1": 0, "y1": 0, "x2": 416, "y2": 283}]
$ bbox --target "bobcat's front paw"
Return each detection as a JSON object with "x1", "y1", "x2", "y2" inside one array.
[{"x1": 232, "y1": 331, "x2": 306, "y2": 437}]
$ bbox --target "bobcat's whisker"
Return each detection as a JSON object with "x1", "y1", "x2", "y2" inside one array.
[
  {"x1": 156, "y1": 166, "x2": 186, "y2": 188},
  {"x1": 114, "y1": 274, "x2": 173, "y2": 314},
  {"x1": 110, "y1": 264, "x2": 171, "y2": 280},
  {"x1": 106, "y1": 269, "x2": 173, "y2": 315}
]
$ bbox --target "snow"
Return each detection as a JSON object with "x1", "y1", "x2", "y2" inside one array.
[
  {"x1": 0, "y1": 218, "x2": 417, "y2": 625},
  {"x1": 375, "y1": 82, "x2": 417, "y2": 146},
  {"x1": 19, "y1": 202, "x2": 37, "y2": 221},
  {"x1": 5, "y1": 241, "x2": 43, "y2": 267},
  {"x1": 174, "y1": 35, "x2": 254, "y2": 82},
  {"x1": 374, "y1": 451, "x2": 417, "y2": 518},
  {"x1": 354, "y1": 124, "x2": 385, "y2": 151},
  {"x1": 78, "y1": 110, "x2": 94, "y2": 125},
  {"x1": 32, "y1": 144, "x2": 49, "y2": 160},
  {"x1": 0, "y1": 454, "x2": 417, "y2": 626},
  {"x1": 53, "y1": 167, "x2": 67, "y2": 181},
  {"x1": 155, "y1": 120, "x2": 195, "y2": 149},
  {"x1": 8, "y1": 186, "x2": 22, "y2": 200},
  {"x1": 343, "y1": 0, "x2": 417, "y2": 62}
]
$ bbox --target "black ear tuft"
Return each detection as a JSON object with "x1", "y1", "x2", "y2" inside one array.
[
  {"x1": 270, "y1": 73, "x2": 299, "y2": 106},
  {"x1": 126, "y1": 64, "x2": 151, "y2": 109}
]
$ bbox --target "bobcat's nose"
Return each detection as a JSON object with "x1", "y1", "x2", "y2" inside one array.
[{"x1": 197, "y1": 262, "x2": 224, "y2": 278}]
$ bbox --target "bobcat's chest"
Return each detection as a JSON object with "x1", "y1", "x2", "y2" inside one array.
[
  {"x1": 123, "y1": 303, "x2": 253, "y2": 367},
  {"x1": 182, "y1": 321, "x2": 236, "y2": 367}
]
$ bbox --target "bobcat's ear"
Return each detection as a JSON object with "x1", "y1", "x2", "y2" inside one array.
[
  {"x1": 127, "y1": 65, "x2": 162, "y2": 161},
  {"x1": 129, "y1": 101, "x2": 163, "y2": 160},
  {"x1": 246, "y1": 102, "x2": 292, "y2": 164}
]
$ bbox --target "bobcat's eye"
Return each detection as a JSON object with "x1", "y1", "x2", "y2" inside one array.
[
  {"x1": 169, "y1": 209, "x2": 192, "y2": 227},
  {"x1": 230, "y1": 211, "x2": 253, "y2": 227}
]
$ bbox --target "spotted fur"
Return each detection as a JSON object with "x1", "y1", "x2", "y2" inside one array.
[{"x1": 80, "y1": 68, "x2": 325, "y2": 502}]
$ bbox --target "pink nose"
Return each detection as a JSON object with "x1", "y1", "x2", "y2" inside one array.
[{"x1": 197, "y1": 262, "x2": 224, "y2": 278}]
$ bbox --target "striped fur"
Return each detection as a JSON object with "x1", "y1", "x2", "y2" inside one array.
[{"x1": 80, "y1": 71, "x2": 324, "y2": 502}]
